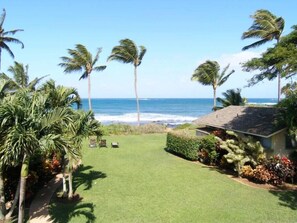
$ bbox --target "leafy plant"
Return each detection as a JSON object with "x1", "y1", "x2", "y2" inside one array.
[
  {"x1": 252, "y1": 165, "x2": 273, "y2": 184},
  {"x1": 240, "y1": 165, "x2": 254, "y2": 179},
  {"x1": 220, "y1": 131, "x2": 265, "y2": 176},
  {"x1": 166, "y1": 131, "x2": 200, "y2": 160},
  {"x1": 198, "y1": 135, "x2": 219, "y2": 165}
]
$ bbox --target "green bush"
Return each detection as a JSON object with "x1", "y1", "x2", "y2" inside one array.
[
  {"x1": 166, "y1": 131, "x2": 200, "y2": 160},
  {"x1": 198, "y1": 135, "x2": 218, "y2": 163}
]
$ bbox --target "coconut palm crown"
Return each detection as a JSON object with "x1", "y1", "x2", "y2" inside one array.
[
  {"x1": 242, "y1": 9, "x2": 284, "y2": 51},
  {"x1": 242, "y1": 9, "x2": 285, "y2": 102},
  {"x1": 59, "y1": 44, "x2": 106, "y2": 110},
  {"x1": 191, "y1": 60, "x2": 235, "y2": 110},
  {"x1": 107, "y1": 38, "x2": 146, "y2": 125},
  {"x1": 0, "y1": 9, "x2": 24, "y2": 70}
]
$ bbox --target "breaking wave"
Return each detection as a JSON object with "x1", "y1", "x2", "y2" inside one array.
[{"x1": 95, "y1": 113, "x2": 196, "y2": 125}]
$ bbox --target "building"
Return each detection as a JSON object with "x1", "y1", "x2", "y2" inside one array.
[{"x1": 193, "y1": 106, "x2": 289, "y2": 156}]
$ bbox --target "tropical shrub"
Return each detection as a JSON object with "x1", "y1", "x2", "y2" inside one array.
[
  {"x1": 252, "y1": 165, "x2": 273, "y2": 184},
  {"x1": 198, "y1": 135, "x2": 219, "y2": 165},
  {"x1": 265, "y1": 155, "x2": 295, "y2": 185},
  {"x1": 166, "y1": 131, "x2": 200, "y2": 160},
  {"x1": 241, "y1": 165, "x2": 254, "y2": 179},
  {"x1": 220, "y1": 131, "x2": 265, "y2": 176},
  {"x1": 241, "y1": 155, "x2": 296, "y2": 185}
]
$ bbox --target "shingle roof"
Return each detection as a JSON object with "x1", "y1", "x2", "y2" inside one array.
[{"x1": 193, "y1": 106, "x2": 286, "y2": 138}]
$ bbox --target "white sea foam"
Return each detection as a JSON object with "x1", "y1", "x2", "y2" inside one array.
[
  {"x1": 95, "y1": 113, "x2": 196, "y2": 125},
  {"x1": 247, "y1": 102, "x2": 277, "y2": 106}
]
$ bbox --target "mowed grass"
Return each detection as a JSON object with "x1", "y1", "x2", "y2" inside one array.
[{"x1": 49, "y1": 134, "x2": 297, "y2": 223}]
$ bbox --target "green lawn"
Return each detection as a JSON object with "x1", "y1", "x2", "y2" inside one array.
[{"x1": 49, "y1": 134, "x2": 297, "y2": 223}]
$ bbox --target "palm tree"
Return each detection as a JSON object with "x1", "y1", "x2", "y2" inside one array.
[
  {"x1": 39, "y1": 79, "x2": 81, "y2": 109},
  {"x1": 59, "y1": 44, "x2": 106, "y2": 110},
  {"x1": 107, "y1": 39, "x2": 147, "y2": 125},
  {"x1": 0, "y1": 90, "x2": 78, "y2": 223},
  {"x1": 242, "y1": 9, "x2": 285, "y2": 102},
  {"x1": 217, "y1": 88, "x2": 246, "y2": 108},
  {"x1": 191, "y1": 60, "x2": 234, "y2": 110},
  {"x1": 0, "y1": 9, "x2": 24, "y2": 70},
  {"x1": 0, "y1": 61, "x2": 46, "y2": 91},
  {"x1": 66, "y1": 110, "x2": 102, "y2": 198}
]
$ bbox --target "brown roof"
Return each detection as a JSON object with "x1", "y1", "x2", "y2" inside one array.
[{"x1": 193, "y1": 106, "x2": 286, "y2": 138}]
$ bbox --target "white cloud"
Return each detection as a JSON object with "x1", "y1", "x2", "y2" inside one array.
[{"x1": 217, "y1": 51, "x2": 262, "y2": 70}]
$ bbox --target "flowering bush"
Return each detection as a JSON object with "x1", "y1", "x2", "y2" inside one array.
[
  {"x1": 265, "y1": 155, "x2": 295, "y2": 185},
  {"x1": 240, "y1": 155, "x2": 296, "y2": 185}
]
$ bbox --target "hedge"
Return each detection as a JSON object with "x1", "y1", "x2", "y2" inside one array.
[{"x1": 166, "y1": 131, "x2": 201, "y2": 160}]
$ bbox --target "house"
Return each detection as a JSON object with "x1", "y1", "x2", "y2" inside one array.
[{"x1": 193, "y1": 106, "x2": 289, "y2": 156}]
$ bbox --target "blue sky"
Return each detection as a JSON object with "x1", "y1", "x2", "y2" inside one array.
[{"x1": 1, "y1": 0, "x2": 296, "y2": 98}]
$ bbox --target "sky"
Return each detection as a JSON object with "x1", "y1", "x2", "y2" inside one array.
[{"x1": 1, "y1": 0, "x2": 296, "y2": 98}]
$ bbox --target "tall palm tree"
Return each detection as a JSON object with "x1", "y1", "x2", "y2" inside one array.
[
  {"x1": 217, "y1": 88, "x2": 246, "y2": 108},
  {"x1": 0, "y1": 9, "x2": 24, "y2": 70},
  {"x1": 242, "y1": 9, "x2": 285, "y2": 102},
  {"x1": 107, "y1": 39, "x2": 147, "y2": 125},
  {"x1": 59, "y1": 44, "x2": 106, "y2": 110},
  {"x1": 191, "y1": 60, "x2": 235, "y2": 110}
]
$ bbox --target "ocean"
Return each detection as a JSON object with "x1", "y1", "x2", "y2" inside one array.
[{"x1": 80, "y1": 98, "x2": 278, "y2": 126}]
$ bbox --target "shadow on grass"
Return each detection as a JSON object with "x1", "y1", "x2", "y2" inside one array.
[
  {"x1": 73, "y1": 165, "x2": 107, "y2": 191},
  {"x1": 49, "y1": 198, "x2": 96, "y2": 223},
  {"x1": 269, "y1": 189, "x2": 297, "y2": 210},
  {"x1": 49, "y1": 165, "x2": 106, "y2": 223}
]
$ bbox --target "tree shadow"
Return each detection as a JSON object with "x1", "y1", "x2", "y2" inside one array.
[
  {"x1": 73, "y1": 165, "x2": 107, "y2": 191},
  {"x1": 49, "y1": 197, "x2": 96, "y2": 223},
  {"x1": 269, "y1": 189, "x2": 297, "y2": 210},
  {"x1": 49, "y1": 165, "x2": 106, "y2": 223}
]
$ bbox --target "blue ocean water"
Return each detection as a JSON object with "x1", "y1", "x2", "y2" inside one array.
[{"x1": 80, "y1": 98, "x2": 278, "y2": 125}]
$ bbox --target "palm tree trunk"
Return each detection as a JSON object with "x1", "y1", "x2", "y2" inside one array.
[
  {"x1": 68, "y1": 170, "x2": 73, "y2": 199},
  {"x1": 276, "y1": 39, "x2": 281, "y2": 103},
  {"x1": 0, "y1": 170, "x2": 6, "y2": 221},
  {"x1": 213, "y1": 88, "x2": 217, "y2": 110},
  {"x1": 62, "y1": 157, "x2": 68, "y2": 198},
  {"x1": 88, "y1": 73, "x2": 92, "y2": 110},
  {"x1": 18, "y1": 155, "x2": 29, "y2": 223},
  {"x1": 0, "y1": 49, "x2": 2, "y2": 71},
  {"x1": 134, "y1": 66, "x2": 140, "y2": 126},
  {"x1": 278, "y1": 72, "x2": 281, "y2": 102},
  {"x1": 6, "y1": 180, "x2": 20, "y2": 219}
]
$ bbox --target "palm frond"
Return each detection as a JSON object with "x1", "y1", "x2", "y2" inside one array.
[
  {"x1": 79, "y1": 71, "x2": 88, "y2": 80},
  {"x1": 0, "y1": 37, "x2": 24, "y2": 48},
  {"x1": 92, "y1": 47, "x2": 102, "y2": 66},
  {"x1": 93, "y1": 65, "x2": 106, "y2": 72},
  {"x1": 137, "y1": 46, "x2": 147, "y2": 66},
  {"x1": 0, "y1": 9, "x2": 6, "y2": 28},
  {"x1": 0, "y1": 42, "x2": 14, "y2": 58},
  {"x1": 218, "y1": 64, "x2": 235, "y2": 86}
]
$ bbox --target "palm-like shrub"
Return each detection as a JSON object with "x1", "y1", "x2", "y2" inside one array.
[{"x1": 216, "y1": 88, "x2": 246, "y2": 108}]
